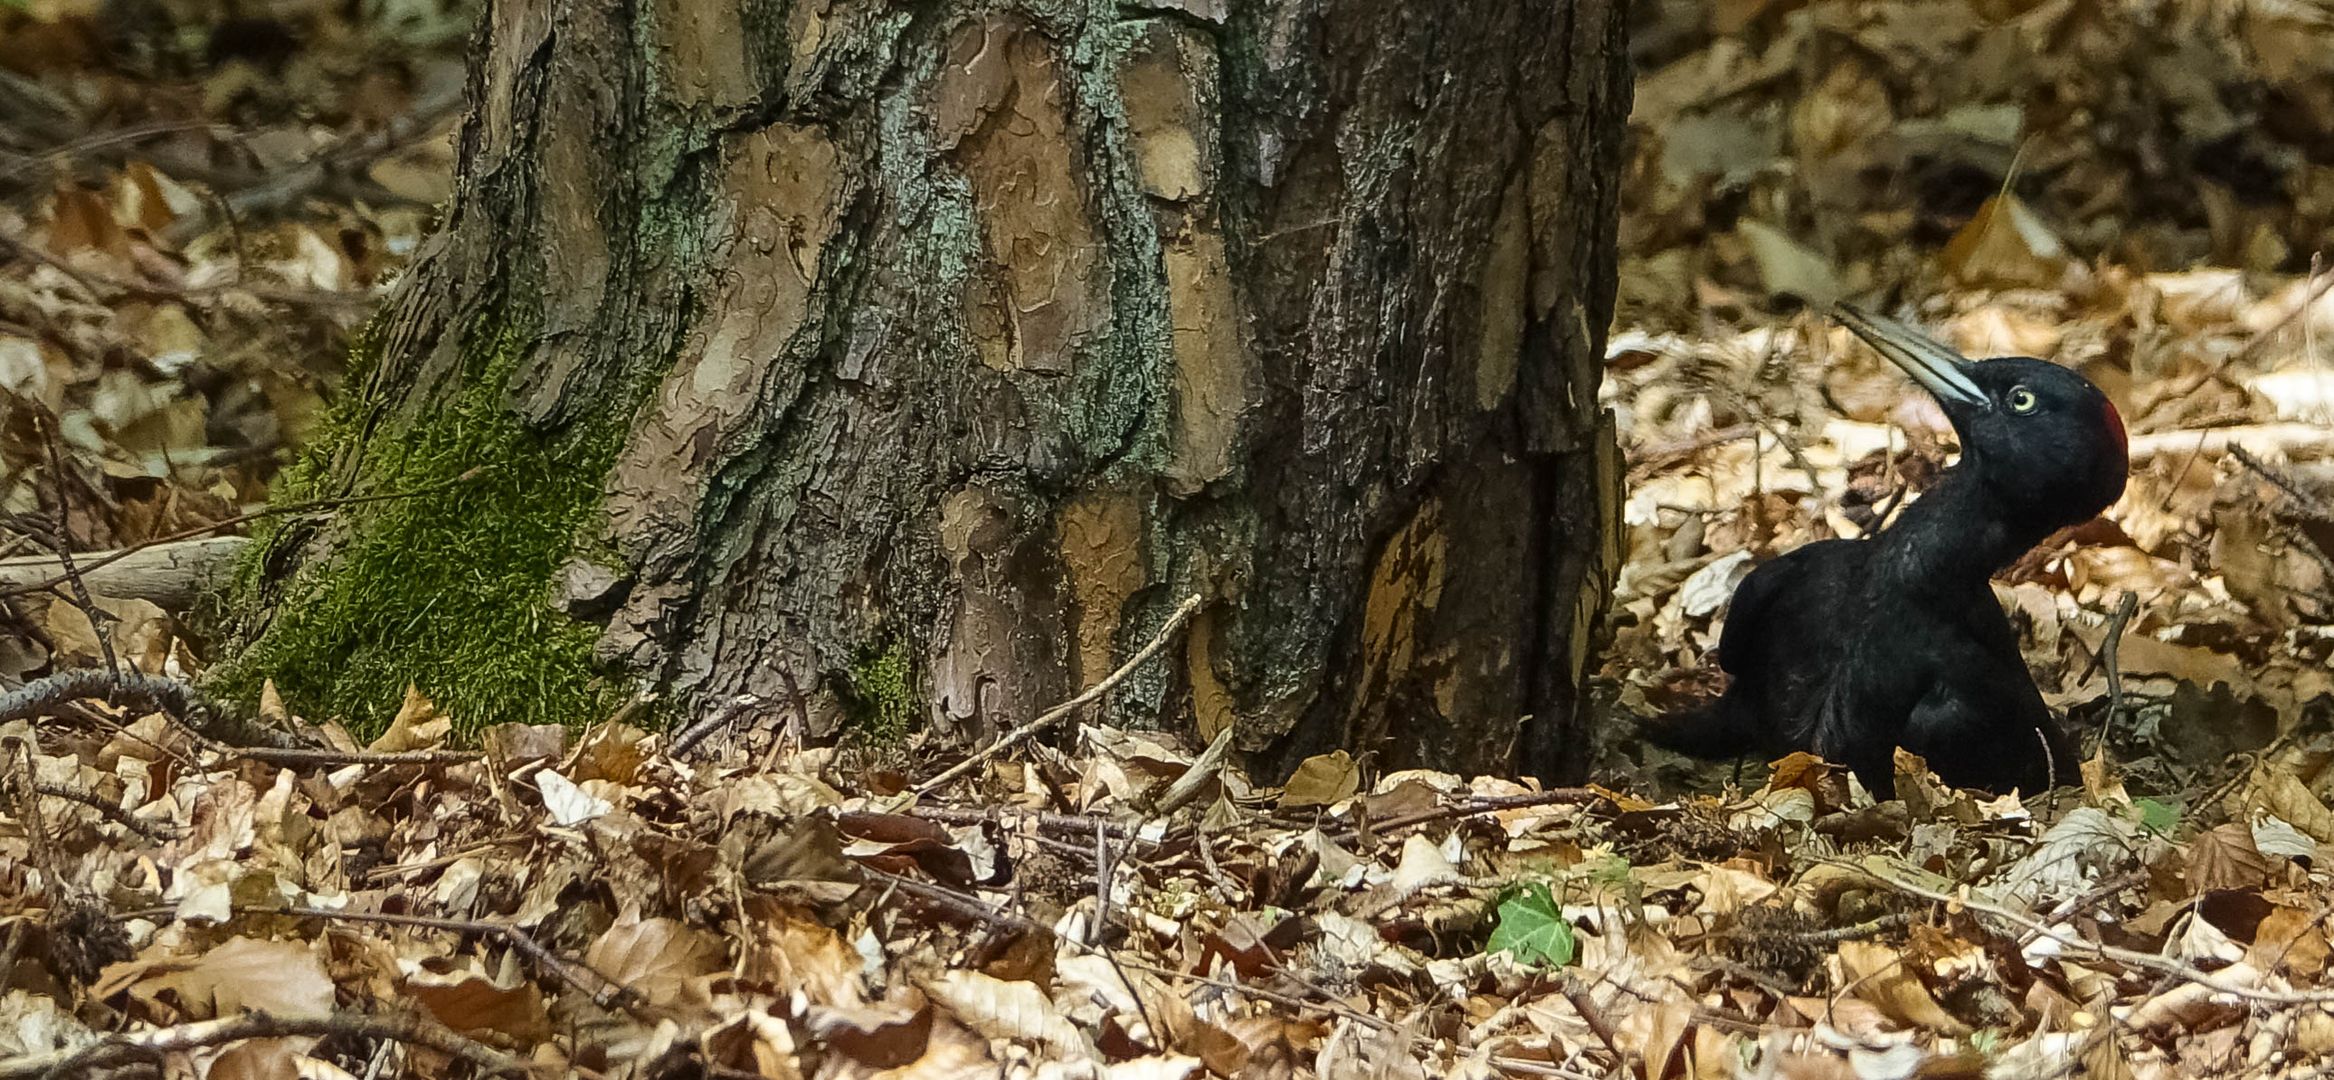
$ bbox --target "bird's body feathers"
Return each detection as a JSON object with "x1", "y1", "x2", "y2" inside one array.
[{"x1": 1641, "y1": 309, "x2": 2122, "y2": 798}]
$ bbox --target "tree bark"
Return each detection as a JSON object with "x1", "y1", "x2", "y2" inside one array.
[{"x1": 230, "y1": 0, "x2": 1631, "y2": 782}]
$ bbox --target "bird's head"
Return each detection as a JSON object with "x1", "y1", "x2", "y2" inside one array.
[{"x1": 1834, "y1": 305, "x2": 2129, "y2": 528}]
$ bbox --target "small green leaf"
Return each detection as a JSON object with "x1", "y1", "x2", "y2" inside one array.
[
  {"x1": 1487, "y1": 882, "x2": 1576, "y2": 967},
  {"x1": 1579, "y1": 852, "x2": 1634, "y2": 887},
  {"x1": 2135, "y1": 798, "x2": 2179, "y2": 835}
]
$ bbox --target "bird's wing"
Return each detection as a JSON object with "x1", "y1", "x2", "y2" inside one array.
[{"x1": 1714, "y1": 542, "x2": 1839, "y2": 677}]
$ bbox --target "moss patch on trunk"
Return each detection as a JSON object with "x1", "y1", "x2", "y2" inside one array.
[{"x1": 213, "y1": 317, "x2": 621, "y2": 738}]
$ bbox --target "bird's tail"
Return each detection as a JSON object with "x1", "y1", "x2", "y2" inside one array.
[{"x1": 1638, "y1": 699, "x2": 1759, "y2": 760}]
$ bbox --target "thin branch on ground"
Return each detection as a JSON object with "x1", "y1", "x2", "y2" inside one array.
[
  {"x1": 0, "y1": 1009, "x2": 523, "y2": 1079},
  {"x1": 0, "y1": 467, "x2": 490, "y2": 602},
  {"x1": 228, "y1": 745, "x2": 481, "y2": 768},
  {"x1": 0, "y1": 668, "x2": 304, "y2": 750},
  {"x1": 1560, "y1": 983, "x2": 1634, "y2": 1071},
  {"x1": 258, "y1": 906, "x2": 643, "y2": 1015},
  {"x1": 862, "y1": 865, "x2": 1394, "y2": 1032},
  {"x1": 37, "y1": 419, "x2": 119, "y2": 681},
  {"x1": 2097, "y1": 590, "x2": 2140, "y2": 749},
  {"x1": 30, "y1": 781, "x2": 178, "y2": 842},
  {"x1": 1848, "y1": 860, "x2": 2334, "y2": 1005},
  {"x1": 1327, "y1": 789, "x2": 1607, "y2": 845},
  {"x1": 915, "y1": 594, "x2": 1204, "y2": 796},
  {"x1": 905, "y1": 804, "x2": 1138, "y2": 841}
]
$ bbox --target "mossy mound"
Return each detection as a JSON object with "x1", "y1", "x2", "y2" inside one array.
[{"x1": 214, "y1": 318, "x2": 621, "y2": 738}]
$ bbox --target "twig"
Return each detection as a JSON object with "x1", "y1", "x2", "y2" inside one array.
[
  {"x1": 1560, "y1": 983, "x2": 1632, "y2": 1070},
  {"x1": 1486, "y1": 1058, "x2": 1610, "y2": 1080},
  {"x1": 904, "y1": 804, "x2": 1138, "y2": 841},
  {"x1": 858, "y1": 866, "x2": 1038, "y2": 932},
  {"x1": 2098, "y1": 591, "x2": 2140, "y2": 749},
  {"x1": 37, "y1": 419, "x2": 118, "y2": 681},
  {"x1": 2018, "y1": 870, "x2": 2146, "y2": 950},
  {"x1": 0, "y1": 668, "x2": 303, "y2": 750},
  {"x1": 0, "y1": 232, "x2": 105, "y2": 302},
  {"x1": 2231, "y1": 264, "x2": 2334, "y2": 369},
  {"x1": 30, "y1": 782, "x2": 178, "y2": 842},
  {"x1": 0, "y1": 467, "x2": 489, "y2": 601},
  {"x1": 1848, "y1": 861, "x2": 2334, "y2": 1005},
  {"x1": 6, "y1": 743, "x2": 62, "y2": 902},
  {"x1": 2229, "y1": 446, "x2": 2334, "y2": 516},
  {"x1": 236, "y1": 906, "x2": 641, "y2": 1015},
  {"x1": 2230, "y1": 445, "x2": 2334, "y2": 586},
  {"x1": 2127, "y1": 423, "x2": 2331, "y2": 461},
  {"x1": 363, "y1": 836, "x2": 531, "y2": 884},
  {"x1": 1326, "y1": 789, "x2": 1606, "y2": 845},
  {"x1": 860, "y1": 866, "x2": 1394, "y2": 1032},
  {"x1": 0, "y1": 536, "x2": 249, "y2": 610},
  {"x1": 1694, "y1": 955, "x2": 1801, "y2": 1001},
  {"x1": 1707, "y1": 911, "x2": 1913, "y2": 947},
  {"x1": 668, "y1": 692, "x2": 759, "y2": 761},
  {"x1": 0, "y1": 1009, "x2": 522, "y2": 1079},
  {"x1": 1108, "y1": 953, "x2": 1394, "y2": 1032},
  {"x1": 1152, "y1": 725, "x2": 1234, "y2": 815},
  {"x1": 915, "y1": 594, "x2": 1204, "y2": 795},
  {"x1": 228, "y1": 746, "x2": 481, "y2": 767},
  {"x1": 1091, "y1": 819, "x2": 1113, "y2": 948},
  {"x1": 2145, "y1": 266, "x2": 2334, "y2": 411},
  {"x1": 0, "y1": 924, "x2": 25, "y2": 1003}
]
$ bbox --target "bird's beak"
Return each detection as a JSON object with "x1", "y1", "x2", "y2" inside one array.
[{"x1": 1832, "y1": 304, "x2": 1990, "y2": 409}]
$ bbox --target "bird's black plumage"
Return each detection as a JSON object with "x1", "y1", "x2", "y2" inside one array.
[{"x1": 1644, "y1": 307, "x2": 2130, "y2": 797}]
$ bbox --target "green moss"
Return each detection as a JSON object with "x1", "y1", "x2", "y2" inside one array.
[
  {"x1": 215, "y1": 313, "x2": 620, "y2": 738},
  {"x1": 843, "y1": 638, "x2": 917, "y2": 743}
]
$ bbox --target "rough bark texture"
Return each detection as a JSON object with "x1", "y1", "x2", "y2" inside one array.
[{"x1": 233, "y1": 0, "x2": 1631, "y2": 781}]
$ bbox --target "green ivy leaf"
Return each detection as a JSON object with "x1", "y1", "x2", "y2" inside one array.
[{"x1": 1487, "y1": 882, "x2": 1576, "y2": 967}]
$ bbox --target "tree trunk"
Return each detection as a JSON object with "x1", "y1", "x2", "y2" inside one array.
[{"x1": 224, "y1": 0, "x2": 1632, "y2": 782}]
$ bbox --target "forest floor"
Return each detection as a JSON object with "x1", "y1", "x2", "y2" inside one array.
[{"x1": 2, "y1": 1, "x2": 2333, "y2": 1079}]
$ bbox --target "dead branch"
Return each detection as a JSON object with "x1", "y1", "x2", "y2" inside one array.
[
  {"x1": 0, "y1": 467, "x2": 487, "y2": 603},
  {"x1": 1850, "y1": 861, "x2": 2334, "y2": 1005},
  {"x1": 1327, "y1": 789, "x2": 1608, "y2": 845},
  {"x1": 905, "y1": 804, "x2": 1138, "y2": 841},
  {"x1": 2126, "y1": 423, "x2": 2333, "y2": 461},
  {"x1": 915, "y1": 594, "x2": 1205, "y2": 796},
  {"x1": 0, "y1": 1009, "x2": 523, "y2": 1078},
  {"x1": 0, "y1": 536, "x2": 247, "y2": 611},
  {"x1": 261, "y1": 906, "x2": 642, "y2": 1015},
  {"x1": 0, "y1": 668, "x2": 304, "y2": 750},
  {"x1": 30, "y1": 781, "x2": 178, "y2": 842},
  {"x1": 228, "y1": 745, "x2": 481, "y2": 767}
]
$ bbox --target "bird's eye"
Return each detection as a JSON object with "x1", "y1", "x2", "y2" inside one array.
[{"x1": 2006, "y1": 386, "x2": 2039, "y2": 414}]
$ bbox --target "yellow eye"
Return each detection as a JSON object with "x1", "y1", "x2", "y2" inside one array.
[{"x1": 2007, "y1": 386, "x2": 2038, "y2": 413}]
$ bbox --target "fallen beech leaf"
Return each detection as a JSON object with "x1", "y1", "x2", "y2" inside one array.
[
  {"x1": 1388, "y1": 832, "x2": 1460, "y2": 894},
  {"x1": 1103, "y1": 1055, "x2": 1205, "y2": 1080},
  {"x1": 922, "y1": 970, "x2": 1090, "y2": 1060},
  {"x1": 536, "y1": 768, "x2": 611, "y2": 826},
  {"x1": 2245, "y1": 905, "x2": 2330, "y2": 980},
  {"x1": 401, "y1": 963, "x2": 552, "y2": 1042},
  {"x1": 2239, "y1": 767, "x2": 2334, "y2": 843},
  {"x1": 2184, "y1": 823, "x2": 2270, "y2": 893},
  {"x1": 1280, "y1": 751, "x2": 1359, "y2": 809},
  {"x1": 1942, "y1": 193, "x2": 2066, "y2": 288},
  {"x1": 1836, "y1": 939, "x2": 1969, "y2": 1035},
  {"x1": 584, "y1": 912, "x2": 725, "y2": 1004},
  {"x1": 368, "y1": 685, "x2": 451, "y2": 752},
  {"x1": 100, "y1": 936, "x2": 335, "y2": 1022}
]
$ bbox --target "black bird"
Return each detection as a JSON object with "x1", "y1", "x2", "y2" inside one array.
[{"x1": 1644, "y1": 306, "x2": 2129, "y2": 797}]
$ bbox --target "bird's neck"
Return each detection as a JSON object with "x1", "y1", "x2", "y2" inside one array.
[{"x1": 1870, "y1": 462, "x2": 2049, "y2": 594}]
